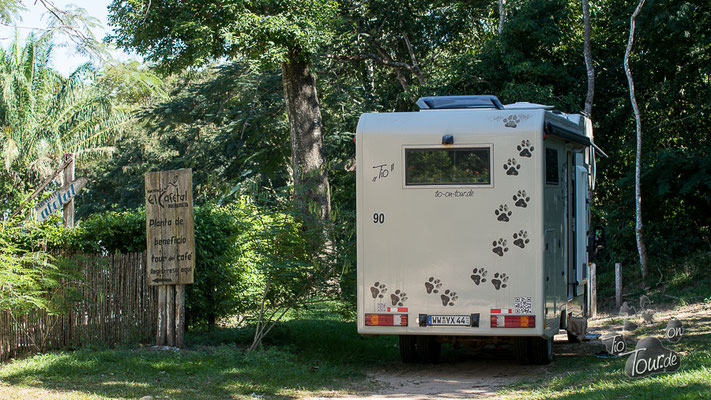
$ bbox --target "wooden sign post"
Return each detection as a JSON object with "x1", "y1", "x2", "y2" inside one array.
[
  {"x1": 62, "y1": 153, "x2": 75, "y2": 227},
  {"x1": 145, "y1": 168, "x2": 195, "y2": 348},
  {"x1": 10, "y1": 153, "x2": 84, "y2": 225}
]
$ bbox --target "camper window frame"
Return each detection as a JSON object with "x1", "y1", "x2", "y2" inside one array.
[
  {"x1": 545, "y1": 147, "x2": 560, "y2": 186},
  {"x1": 401, "y1": 144, "x2": 494, "y2": 189}
]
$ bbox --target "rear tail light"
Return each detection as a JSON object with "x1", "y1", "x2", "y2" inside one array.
[
  {"x1": 491, "y1": 315, "x2": 535, "y2": 328},
  {"x1": 365, "y1": 313, "x2": 408, "y2": 326}
]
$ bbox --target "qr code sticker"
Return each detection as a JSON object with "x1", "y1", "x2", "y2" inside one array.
[
  {"x1": 515, "y1": 297, "x2": 533, "y2": 314},
  {"x1": 376, "y1": 303, "x2": 387, "y2": 312}
]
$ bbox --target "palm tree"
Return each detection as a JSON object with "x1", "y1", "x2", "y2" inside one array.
[{"x1": 0, "y1": 33, "x2": 130, "y2": 206}]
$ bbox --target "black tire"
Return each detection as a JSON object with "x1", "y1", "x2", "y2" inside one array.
[
  {"x1": 415, "y1": 335, "x2": 441, "y2": 363},
  {"x1": 399, "y1": 335, "x2": 418, "y2": 363},
  {"x1": 567, "y1": 330, "x2": 580, "y2": 343},
  {"x1": 514, "y1": 337, "x2": 531, "y2": 364},
  {"x1": 529, "y1": 336, "x2": 554, "y2": 365}
]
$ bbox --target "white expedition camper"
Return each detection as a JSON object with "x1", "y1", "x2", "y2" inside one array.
[{"x1": 356, "y1": 95, "x2": 603, "y2": 365}]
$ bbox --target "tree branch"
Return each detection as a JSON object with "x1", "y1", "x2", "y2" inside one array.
[
  {"x1": 623, "y1": 0, "x2": 649, "y2": 283},
  {"x1": 582, "y1": 0, "x2": 594, "y2": 116},
  {"x1": 403, "y1": 34, "x2": 424, "y2": 85},
  {"x1": 498, "y1": 0, "x2": 507, "y2": 35},
  {"x1": 326, "y1": 53, "x2": 413, "y2": 71}
]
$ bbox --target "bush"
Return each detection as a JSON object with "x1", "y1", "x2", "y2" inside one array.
[
  {"x1": 10, "y1": 201, "x2": 271, "y2": 329},
  {"x1": 0, "y1": 225, "x2": 80, "y2": 315}
]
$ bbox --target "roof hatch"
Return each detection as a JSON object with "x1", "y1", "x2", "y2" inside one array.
[{"x1": 417, "y1": 95, "x2": 505, "y2": 110}]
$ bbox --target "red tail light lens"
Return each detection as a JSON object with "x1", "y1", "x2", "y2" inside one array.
[
  {"x1": 365, "y1": 314, "x2": 408, "y2": 326},
  {"x1": 490, "y1": 315, "x2": 535, "y2": 328}
]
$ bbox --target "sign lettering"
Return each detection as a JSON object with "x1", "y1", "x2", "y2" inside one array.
[
  {"x1": 145, "y1": 169, "x2": 195, "y2": 285},
  {"x1": 34, "y1": 177, "x2": 88, "y2": 223}
]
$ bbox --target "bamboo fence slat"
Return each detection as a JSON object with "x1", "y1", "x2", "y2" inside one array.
[{"x1": 0, "y1": 252, "x2": 155, "y2": 363}]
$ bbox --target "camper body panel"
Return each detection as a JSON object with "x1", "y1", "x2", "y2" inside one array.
[
  {"x1": 542, "y1": 138, "x2": 569, "y2": 337},
  {"x1": 357, "y1": 109, "x2": 553, "y2": 337}
]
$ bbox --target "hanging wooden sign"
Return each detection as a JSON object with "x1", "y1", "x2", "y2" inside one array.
[
  {"x1": 34, "y1": 177, "x2": 88, "y2": 223},
  {"x1": 145, "y1": 169, "x2": 195, "y2": 286}
]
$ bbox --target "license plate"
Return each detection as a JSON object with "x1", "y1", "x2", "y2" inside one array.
[{"x1": 427, "y1": 315, "x2": 471, "y2": 326}]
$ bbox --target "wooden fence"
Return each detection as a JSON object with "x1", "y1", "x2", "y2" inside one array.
[{"x1": 0, "y1": 252, "x2": 157, "y2": 362}]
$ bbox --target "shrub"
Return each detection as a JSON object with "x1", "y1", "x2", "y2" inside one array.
[{"x1": 10, "y1": 202, "x2": 268, "y2": 329}]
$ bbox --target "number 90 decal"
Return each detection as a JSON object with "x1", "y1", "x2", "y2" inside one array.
[{"x1": 373, "y1": 213, "x2": 385, "y2": 224}]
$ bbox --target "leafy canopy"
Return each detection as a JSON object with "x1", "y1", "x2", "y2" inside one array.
[
  {"x1": 0, "y1": 34, "x2": 130, "y2": 194},
  {"x1": 107, "y1": 0, "x2": 339, "y2": 71}
]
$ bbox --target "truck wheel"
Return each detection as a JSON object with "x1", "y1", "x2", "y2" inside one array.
[
  {"x1": 529, "y1": 336, "x2": 554, "y2": 365},
  {"x1": 514, "y1": 337, "x2": 530, "y2": 364},
  {"x1": 415, "y1": 336, "x2": 441, "y2": 363},
  {"x1": 399, "y1": 335, "x2": 417, "y2": 363}
]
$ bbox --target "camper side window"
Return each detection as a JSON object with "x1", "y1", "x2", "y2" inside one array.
[
  {"x1": 405, "y1": 147, "x2": 490, "y2": 186},
  {"x1": 546, "y1": 148, "x2": 559, "y2": 185}
]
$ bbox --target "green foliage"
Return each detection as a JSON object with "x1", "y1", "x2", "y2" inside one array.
[
  {"x1": 447, "y1": 0, "x2": 583, "y2": 110},
  {"x1": 0, "y1": 34, "x2": 132, "y2": 214},
  {"x1": 107, "y1": 0, "x2": 340, "y2": 72},
  {"x1": 61, "y1": 0, "x2": 711, "y2": 311},
  {"x1": 0, "y1": 0, "x2": 23, "y2": 25},
  {"x1": 77, "y1": 62, "x2": 288, "y2": 216},
  {"x1": 239, "y1": 193, "x2": 316, "y2": 307},
  {"x1": 68, "y1": 204, "x2": 256, "y2": 328},
  {"x1": 0, "y1": 305, "x2": 399, "y2": 399},
  {"x1": 0, "y1": 225, "x2": 79, "y2": 316},
  {"x1": 187, "y1": 202, "x2": 258, "y2": 328},
  {"x1": 591, "y1": 0, "x2": 711, "y2": 271},
  {"x1": 14, "y1": 198, "x2": 333, "y2": 329}
]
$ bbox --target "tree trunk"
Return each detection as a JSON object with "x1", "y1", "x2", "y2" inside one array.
[
  {"x1": 582, "y1": 0, "x2": 594, "y2": 116},
  {"x1": 281, "y1": 47, "x2": 331, "y2": 224},
  {"x1": 623, "y1": 0, "x2": 649, "y2": 283},
  {"x1": 498, "y1": 0, "x2": 507, "y2": 35}
]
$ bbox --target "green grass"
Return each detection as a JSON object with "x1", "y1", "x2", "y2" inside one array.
[
  {"x1": 500, "y1": 306, "x2": 711, "y2": 400},
  {"x1": 2, "y1": 301, "x2": 710, "y2": 399},
  {"x1": 596, "y1": 251, "x2": 711, "y2": 309},
  {"x1": 0, "y1": 303, "x2": 399, "y2": 399}
]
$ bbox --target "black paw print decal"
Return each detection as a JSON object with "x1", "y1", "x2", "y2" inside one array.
[
  {"x1": 425, "y1": 277, "x2": 442, "y2": 294},
  {"x1": 370, "y1": 282, "x2": 387, "y2": 299},
  {"x1": 503, "y1": 158, "x2": 521, "y2": 176},
  {"x1": 492, "y1": 239, "x2": 509, "y2": 257},
  {"x1": 491, "y1": 273, "x2": 509, "y2": 290},
  {"x1": 495, "y1": 204, "x2": 511, "y2": 222},
  {"x1": 513, "y1": 230, "x2": 529, "y2": 249},
  {"x1": 441, "y1": 289, "x2": 458, "y2": 306},
  {"x1": 517, "y1": 140, "x2": 534, "y2": 157},
  {"x1": 471, "y1": 268, "x2": 488, "y2": 285},
  {"x1": 391, "y1": 290, "x2": 408, "y2": 306},
  {"x1": 504, "y1": 115, "x2": 520, "y2": 128},
  {"x1": 513, "y1": 190, "x2": 530, "y2": 208}
]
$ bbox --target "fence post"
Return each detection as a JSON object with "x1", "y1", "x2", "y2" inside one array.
[
  {"x1": 615, "y1": 263, "x2": 622, "y2": 308},
  {"x1": 157, "y1": 286, "x2": 167, "y2": 346},
  {"x1": 166, "y1": 285, "x2": 175, "y2": 347},
  {"x1": 62, "y1": 153, "x2": 75, "y2": 227},
  {"x1": 589, "y1": 263, "x2": 597, "y2": 318},
  {"x1": 175, "y1": 285, "x2": 185, "y2": 348}
]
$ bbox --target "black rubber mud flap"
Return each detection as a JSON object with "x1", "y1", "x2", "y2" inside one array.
[
  {"x1": 514, "y1": 337, "x2": 531, "y2": 365},
  {"x1": 529, "y1": 336, "x2": 554, "y2": 365}
]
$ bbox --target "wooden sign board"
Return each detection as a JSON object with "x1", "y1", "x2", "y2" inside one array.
[
  {"x1": 34, "y1": 177, "x2": 88, "y2": 223},
  {"x1": 145, "y1": 169, "x2": 195, "y2": 285}
]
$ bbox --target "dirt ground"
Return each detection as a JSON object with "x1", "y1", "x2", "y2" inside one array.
[
  {"x1": 309, "y1": 333, "x2": 574, "y2": 400},
  {"x1": 308, "y1": 302, "x2": 710, "y2": 400}
]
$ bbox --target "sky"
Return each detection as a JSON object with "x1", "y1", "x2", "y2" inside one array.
[{"x1": 0, "y1": 0, "x2": 137, "y2": 76}]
